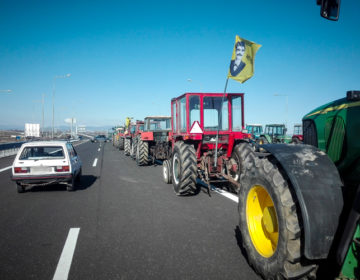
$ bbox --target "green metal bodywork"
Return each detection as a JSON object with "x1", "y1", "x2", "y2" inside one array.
[
  {"x1": 303, "y1": 97, "x2": 360, "y2": 186},
  {"x1": 340, "y1": 224, "x2": 360, "y2": 279},
  {"x1": 303, "y1": 94, "x2": 360, "y2": 279}
]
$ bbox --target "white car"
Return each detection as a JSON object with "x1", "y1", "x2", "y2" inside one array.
[{"x1": 11, "y1": 141, "x2": 82, "y2": 193}]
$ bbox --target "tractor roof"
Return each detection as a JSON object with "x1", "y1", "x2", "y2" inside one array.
[
  {"x1": 144, "y1": 116, "x2": 171, "y2": 120},
  {"x1": 171, "y1": 92, "x2": 244, "y2": 102}
]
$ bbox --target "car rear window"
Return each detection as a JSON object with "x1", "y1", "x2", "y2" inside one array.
[{"x1": 19, "y1": 146, "x2": 65, "y2": 160}]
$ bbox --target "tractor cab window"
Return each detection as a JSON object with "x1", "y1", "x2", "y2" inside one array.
[
  {"x1": 189, "y1": 95, "x2": 200, "y2": 129},
  {"x1": 180, "y1": 97, "x2": 186, "y2": 132},
  {"x1": 203, "y1": 97, "x2": 229, "y2": 131},
  {"x1": 149, "y1": 119, "x2": 171, "y2": 131},
  {"x1": 232, "y1": 96, "x2": 242, "y2": 131},
  {"x1": 130, "y1": 126, "x2": 136, "y2": 134},
  {"x1": 138, "y1": 125, "x2": 144, "y2": 131},
  {"x1": 172, "y1": 102, "x2": 177, "y2": 132}
]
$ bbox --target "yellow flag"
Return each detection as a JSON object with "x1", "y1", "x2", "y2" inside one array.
[{"x1": 227, "y1": 35, "x2": 261, "y2": 83}]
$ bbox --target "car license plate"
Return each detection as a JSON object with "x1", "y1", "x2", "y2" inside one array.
[{"x1": 31, "y1": 167, "x2": 52, "y2": 174}]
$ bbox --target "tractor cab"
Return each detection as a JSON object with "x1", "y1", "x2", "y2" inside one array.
[
  {"x1": 246, "y1": 124, "x2": 263, "y2": 139},
  {"x1": 171, "y1": 92, "x2": 250, "y2": 158},
  {"x1": 262, "y1": 124, "x2": 291, "y2": 143}
]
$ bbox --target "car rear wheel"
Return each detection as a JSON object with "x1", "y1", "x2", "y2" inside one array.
[
  {"x1": 16, "y1": 182, "x2": 25, "y2": 193},
  {"x1": 67, "y1": 177, "x2": 76, "y2": 191}
]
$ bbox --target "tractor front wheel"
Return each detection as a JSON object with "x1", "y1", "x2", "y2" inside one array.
[
  {"x1": 229, "y1": 142, "x2": 254, "y2": 190},
  {"x1": 171, "y1": 141, "x2": 198, "y2": 196},
  {"x1": 238, "y1": 156, "x2": 317, "y2": 279},
  {"x1": 136, "y1": 139, "x2": 149, "y2": 166},
  {"x1": 162, "y1": 159, "x2": 172, "y2": 184}
]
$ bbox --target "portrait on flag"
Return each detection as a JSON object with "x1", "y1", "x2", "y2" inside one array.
[
  {"x1": 229, "y1": 41, "x2": 246, "y2": 76},
  {"x1": 227, "y1": 35, "x2": 261, "y2": 83}
]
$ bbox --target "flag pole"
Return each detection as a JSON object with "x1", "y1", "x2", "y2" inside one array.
[{"x1": 214, "y1": 77, "x2": 229, "y2": 167}]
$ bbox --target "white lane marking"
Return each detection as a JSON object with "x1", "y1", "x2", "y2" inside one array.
[
  {"x1": 52, "y1": 227, "x2": 80, "y2": 280},
  {"x1": 92, "y1": 158, "x2": 98, "y2": 167},
  {"x1": 0, "y1": 166, "x2": 12, "y2": 173},
  {"x1": 98, "y1": 148, "x2": 100, "y2": 152},
  {"x1": 212, "y1": 187, "x2": 238, "y2": 203}
]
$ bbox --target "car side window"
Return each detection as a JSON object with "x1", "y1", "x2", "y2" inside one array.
[{"x1": 66, "y1": 144, "x2": 75, "y2": 158}]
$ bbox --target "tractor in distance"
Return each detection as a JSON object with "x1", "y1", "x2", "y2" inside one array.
[
  {"x1": 259, "y1": 124, "x2": 292, "y2": 144},
  {"x1": 136, "y1": 116, "x2": 172, "y2": 166},
  {"x1": 236, "y1": 90, "x2": 359, "y2": 280},
  {"x1": 162, "y1": 92, "x2": 252, "y2": 195},
  {"x1": 123, "y1": 120, "x2": 144, "y2": 157},
  {"x1": 128, "y1": 120, "x2": 144, "y2": 160},
  {"x1": 291, "y1": 123, "x2": 303, "y2": 144},
  {"x1": 113, "y1": 126, "x2": 125, "y2": 150},
  {"x1": 246, "y1": 124, "x2": 263, "y2": 140}
]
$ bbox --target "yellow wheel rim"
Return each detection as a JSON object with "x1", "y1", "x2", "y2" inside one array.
[{"x1": 246, "y1": 185, "x2": 279, "y2": 258}]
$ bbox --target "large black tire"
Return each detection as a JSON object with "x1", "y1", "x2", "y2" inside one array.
[
  {"x1": 130, "y1": 137, "x2": 138, "y2": 160},
  {"x1": 119, "y1": 137, "x2": 124, "y2": 150},
  {"x1": 162, "y1": 159, "x2": 172, "y2": 184},
  {"x1": 124, "y1": 138, "x2": 131, "y2": 156},
  {"x1": 238, "y1": 156, "x2": 317, "y2": 279},
  {"x1": 171, "y1": 141, "x2": 198, "y2": 196},
  {"x1": 229, "y1": 142, "x2": 254, "y2": 191},
  {"x1": 16, "y1": 182, "x2": 25, "y2": 193},
  {"x1": 136, "y1": 139, "x2": 149, "y2": 166}
]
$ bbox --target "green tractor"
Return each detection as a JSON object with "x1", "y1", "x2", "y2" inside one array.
[
  {"x1": 237, "y1": 91, "x2": 360, "y2": 279},
  {"x1": 259, "y1": 124, "x2": 291, "y2": 144}
]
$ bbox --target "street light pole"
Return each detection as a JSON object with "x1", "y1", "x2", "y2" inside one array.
[
  {"x1": 52, "y1": 74, "x2": 71, "y2": 139},
  {"x1": 274, "y1": 94, "x2": 288, "y2": 130}
]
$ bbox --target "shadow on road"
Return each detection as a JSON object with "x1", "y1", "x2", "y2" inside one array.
[{"x1": 27, "y1": 175, "x2": 98, "y2": 192}]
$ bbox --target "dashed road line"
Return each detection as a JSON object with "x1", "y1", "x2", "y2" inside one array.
[
  {"x1": 212, "y1": 187, "x2": 238, "y2": 203},
  {"x1": 98, "y1": 148, "x2": 100, "y2": 152},
  {"x1": 52, "y1": 227, "x2": 80, "y2": 280},
  {"x1": 0, "y1": 166, "x2": 12, "y2": 173},
  {"x1": 92, "y1": 158, "x2": 98, "y2": 167}
]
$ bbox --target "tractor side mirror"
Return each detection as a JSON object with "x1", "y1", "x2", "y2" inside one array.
[{"x1": 320, "y1": 0, "x2": 340, "y2": 21}]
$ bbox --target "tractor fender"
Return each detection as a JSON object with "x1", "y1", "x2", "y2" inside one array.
[{"x1": 262, "y1": 144, "x2": 344, "y2": 260}]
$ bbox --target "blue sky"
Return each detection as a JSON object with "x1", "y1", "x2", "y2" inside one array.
[{"x1": 0, "y1": 0, "x2": 359, "y2": 132}]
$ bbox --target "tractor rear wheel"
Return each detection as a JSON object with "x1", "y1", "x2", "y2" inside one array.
[
  {"x1": 119, "y1": 137, "x2": 124, "y2": 150},
  {"x1": 130, "y1": 137, "x2": 138, "y2": 160},
  {"x1": 124, "y1": 138, "x2": 131, "y2": 156},
  {"x1": 162, "y1": 159, "x2": 172, "y2": 184},
  {"x1": 136, "y1": 139, "x2": 149, "y2": 166},
  {"x1": 171, "y1": 141, "x2": 198, "y2": 195},
  {"x1": 238, "y1": 156, "x2": 317, "y2": 279}
]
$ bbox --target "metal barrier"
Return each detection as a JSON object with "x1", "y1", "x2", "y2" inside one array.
[{"x1": 0, "y1": 142, "x2": 25, "y2": 158}]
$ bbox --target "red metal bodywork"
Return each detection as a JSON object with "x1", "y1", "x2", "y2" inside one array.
[{"x1": 170, "y1": 93, "x2": 250, "y2": 159}]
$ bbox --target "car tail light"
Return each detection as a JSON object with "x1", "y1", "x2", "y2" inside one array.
[
  {"x1": 14, "y1": 167, "x2": 29, "y2": 173},
  {"x1": 55, "y1": 166, "x2": 70, "y2": 172}
]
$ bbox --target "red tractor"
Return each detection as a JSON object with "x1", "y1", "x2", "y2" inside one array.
[
  {"x1": 136, "y1": 116, "x2": 172, "y2": 166},
  {"x1": 123, "y1": 120, "x2": 144, "y2": 157},
  {"x1": 162, "y1": 92, "x2": 252, "y2": 195},
  {"x1": 291, "y1": 123, "x2": 303, "y2": 143}
]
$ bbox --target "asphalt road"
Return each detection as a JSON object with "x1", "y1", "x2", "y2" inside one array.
[{"x1": 0, "y1": 140, "x2": 261, "y2": 280}]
